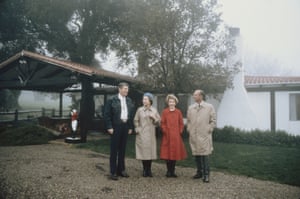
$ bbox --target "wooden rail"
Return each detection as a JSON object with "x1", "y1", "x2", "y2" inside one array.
[{"x1": 0, "y1": 109, "x2": 70, "y2": 122}]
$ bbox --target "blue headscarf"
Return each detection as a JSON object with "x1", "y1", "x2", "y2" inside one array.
[{"x1": 143, "y1": 92, "x2": 154, "y2": 101}]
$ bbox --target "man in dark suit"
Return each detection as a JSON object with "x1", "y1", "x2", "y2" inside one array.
[{"x1": 103, "y1": 82, "x2": 134, "y2": 180}]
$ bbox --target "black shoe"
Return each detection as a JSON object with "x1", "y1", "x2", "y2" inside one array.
[
  {"x1": 147, "y1": 170, "x2": 153, "y2": 177},
  {"x1": 166, "y1": 171, "x2": 172, "y2": 177},
  {"x1": 203, "y1": 175, "x2": 209, "y2": 183},
  {"x1": 170, "y1": 173, "x2": 177, "y2": 178},
  {"x1": 110, "y1": 174, "x2": 118, "y2": 180},
  {"x1": 193, "y1": 173, "x2": 203, "y2": 179},
  {"x1": 118, "y1": 171, "x2": 129, "y2": 178},
  {"x1": 143, "y1": 170, "x2": 147, "y2": 177}
]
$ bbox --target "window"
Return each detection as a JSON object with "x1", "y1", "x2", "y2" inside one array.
[{"x1": 289, "y1": 93, "x2": 300, "y2": 121}]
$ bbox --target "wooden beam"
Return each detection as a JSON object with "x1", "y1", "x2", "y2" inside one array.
[{"x1": 0, "y1": 78, "x2": 77, "y2": 89}]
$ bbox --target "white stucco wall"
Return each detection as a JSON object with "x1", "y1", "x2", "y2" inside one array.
[
  {"x1": 216, "y1": 28, "x2": 260, "y2": 130},
  {"x1": 276, "y1": 91, "x2": 300, "y2": 135},
  {"x1": 246, "y1": 91, "x2": 300, "y2": 135},
  {"x1": 247, "y1": 92, "x2": 270, "y2": 130},
  {"x1": 216, "y1": 70, "x2": 259, "y2": 130}
]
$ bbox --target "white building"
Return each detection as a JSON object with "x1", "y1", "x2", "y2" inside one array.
[
  {"x1": 212, "y1": 74, "x2": 300, "y2": 135},
  {"x1": 243, "y1": 76, "x2": 300, "y2": 135},
  {"x1": 155, "y1": 28, "x2": 300, "y2": 135},
  {"x1": 215, "y1": 28, "x2": 300, "y2": 135}
]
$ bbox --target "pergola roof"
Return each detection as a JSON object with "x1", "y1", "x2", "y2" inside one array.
[{"x1": 0, "y1": 50, "x2": 140, "y2": 92}]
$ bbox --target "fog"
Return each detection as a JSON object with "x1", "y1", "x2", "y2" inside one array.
[{"x1": 219, "y1": 0, "x2": 300, "y2": 75}]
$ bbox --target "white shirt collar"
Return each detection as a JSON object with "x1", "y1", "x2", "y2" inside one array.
[{"x1": 118, "y1": 93, "x2": 125, "y2": 100}]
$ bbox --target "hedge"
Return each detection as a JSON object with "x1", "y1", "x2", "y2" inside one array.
[{"x1": 212, "y1": 126, "x2": 300, "y2": 148}]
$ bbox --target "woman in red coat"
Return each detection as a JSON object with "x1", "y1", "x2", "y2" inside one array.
[{"x1": 160, "y1": 94, "x2": 187, "y2": 177}]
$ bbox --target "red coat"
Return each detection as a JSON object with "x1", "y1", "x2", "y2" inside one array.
[{"x1": 160, "y1": 108, "x2": 187, "y2": 160}]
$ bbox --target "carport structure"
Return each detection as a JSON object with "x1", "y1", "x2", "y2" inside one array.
[{"x1": 0, "y1": 50, "x2": 143, "y2": 142}]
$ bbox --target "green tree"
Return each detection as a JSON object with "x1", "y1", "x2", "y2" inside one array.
[
  {"x1": 23, "y1": 0, "x2": 126, "y2": 141},
  {"x1": 1, "y1": 0, "x2": 126, "y2": 141},
  {"x1": 113, "y1": 0, "x2": 238, "y2": 94},
  {"x1": 0, "y1": 90, "x2": 21, "y2": 111},
  {"x1": 24, "y1": 0, "x2": 124, "y2": 64},
  {"x1": 0, "y1": 0, "x2": 39, "y2": 62},
  {"x1": 0, "y1": 0, "x2": 34, "y2": 111}
]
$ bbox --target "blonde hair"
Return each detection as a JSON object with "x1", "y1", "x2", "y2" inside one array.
[{"x1": 165, "y1": 94, "x2": 179, "y2": 104}]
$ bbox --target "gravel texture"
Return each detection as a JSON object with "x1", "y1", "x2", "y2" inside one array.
[{"x1": 0, "y1": 141, "x2": 299, "y2": 199}]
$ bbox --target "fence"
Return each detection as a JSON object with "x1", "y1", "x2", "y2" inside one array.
[{"x1": 0, "y1": 109, "x2": 71, "y2": 122}]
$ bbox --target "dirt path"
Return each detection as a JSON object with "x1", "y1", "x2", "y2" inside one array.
[{"x1": 0, "y1": 142, "x2": 299, "y2": 199}]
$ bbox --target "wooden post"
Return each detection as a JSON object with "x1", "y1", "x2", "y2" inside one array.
[
  {"x1": 270, "y1": 91, "x2": 276, "y2": 132},
  {"x1": 59, "y1": 92, "x2": 63, "y2": 117},
  {"x1": 42, "y1": 108, "x2": 45, "y2": 117},
  {"x1": 14, "y1": 109, "x2": 18, "y2": 122}
]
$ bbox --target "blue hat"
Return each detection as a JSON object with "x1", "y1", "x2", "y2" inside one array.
[{"x1": 143, "y1": 92, "x2": 154, "y2": 101}]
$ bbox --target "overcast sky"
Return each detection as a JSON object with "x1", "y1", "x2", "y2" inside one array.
[{"x1": 218, "y1": 0, "x2": 300, "y2": 75}]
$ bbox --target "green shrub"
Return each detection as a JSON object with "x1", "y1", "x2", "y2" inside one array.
[
  {"x1": 0, "y1": 124, "x2": 58, "y2": 146},
  {"x1": 0, "y1": 125, "x2": 7, "y2": 134},
  {"x1": 213, "y1": 126, "x2": 300, "y2": 147}
]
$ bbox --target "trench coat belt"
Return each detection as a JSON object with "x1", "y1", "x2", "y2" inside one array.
[{"x1": 121, "y1": 119, "x2": 128, "y2": 123}]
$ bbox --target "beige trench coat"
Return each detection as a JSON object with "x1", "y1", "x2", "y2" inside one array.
[
  {"x1": 134, "y1": 106, "x2": 160, "y2": 160},
  {"x1": 187, "y1": 102, "x2": 216, "y2": 156}
]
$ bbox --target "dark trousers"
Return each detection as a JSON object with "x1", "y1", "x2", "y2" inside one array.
[
  {"x1": 142, "y1": 160, "x2": 152, "y2": 176},
  {"x1": 166, "y1": 160, "x2": 176, "y2": 174},
  {"x1": 195, "y1": 155, "x2": 209, "y2": 176},
  {"x1": 110, "y1": 123, "x2": 128, "y2": 175},
  {"x1": 142, "y1": 160, "x2": 152, "y2": 170}
]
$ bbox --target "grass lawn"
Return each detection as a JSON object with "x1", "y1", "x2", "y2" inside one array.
[{"x1": 76, "y1": 134, "x2": 300, "y2": 186}]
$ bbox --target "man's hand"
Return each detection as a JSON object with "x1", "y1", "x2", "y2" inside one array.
[
  {"x1": 107, "y1": 128, "x2": 114, "y2": 135},
  {"x1": 128, "y1": 129, "x2": 132, "y2": 135}
]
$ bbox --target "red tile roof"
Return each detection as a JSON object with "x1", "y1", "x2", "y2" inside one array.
[{"x1": 245, "y1": 76, "x2": 300, "y2": 86}]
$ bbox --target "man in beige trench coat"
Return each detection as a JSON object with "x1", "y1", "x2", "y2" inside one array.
[{"x1": 187, "y1": 90, "x2": 216, "y2": 183}]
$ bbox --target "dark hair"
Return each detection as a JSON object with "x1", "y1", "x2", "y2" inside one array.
[
  {"x1": 144, "y1": 96, "x2": 153, "y2": 105},
  {"x1": 199, "y1": 90, "x2": 206, "y2": 101},
  {"x1": 118, "y1": 82, "x2": 129, "y2": 88}
]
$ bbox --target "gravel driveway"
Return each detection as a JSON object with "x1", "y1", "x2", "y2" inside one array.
[{"x1": 0, "y1": 141, "x2": 299, "y2": 199}]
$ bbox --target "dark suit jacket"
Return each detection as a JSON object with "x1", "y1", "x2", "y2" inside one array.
[{"x1": 103, "y1": 94, "x2": 134, "y2": 130}]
